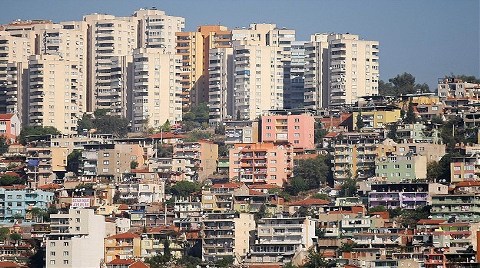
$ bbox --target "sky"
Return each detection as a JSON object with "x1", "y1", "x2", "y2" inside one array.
[{"x1": 1, "y1": 0, "x2": 479, "y2": 88}]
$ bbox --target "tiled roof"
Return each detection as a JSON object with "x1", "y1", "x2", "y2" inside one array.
[
  {"x1": 0, "y1": 114, "x2": 14, "y2": 120},
  {"x1": 211, "y1": 182, "x2": 242, "y2": 189},
  {"x1": 106, "y1": 232, "x2": 139, "y2": 240},
  {"x1": 289, "y1": 198, "x2": 330, "y2": 206}
]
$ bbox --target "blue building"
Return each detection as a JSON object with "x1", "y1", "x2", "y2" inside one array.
[{"x1": 0, "y1": 186, "x2": 54, "y2": 222}]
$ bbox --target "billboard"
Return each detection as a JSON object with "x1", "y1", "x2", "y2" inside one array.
[{"x1": 71, "y1": 198, "x2": 91, "y2": 208}]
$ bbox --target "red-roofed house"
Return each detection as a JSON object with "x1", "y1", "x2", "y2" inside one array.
[
  {"x1": 104, "y1": 233, "x2": 141, "y2": 263},
  {"x1": 0, "y1": 261, "x2": 24, "y2": 268},
  {"x1": 106, "y1": 257, "x2": 149, "y2": 268},
  {"x1": 0, "y1": 114, "x2": 20, "y2": 143}
]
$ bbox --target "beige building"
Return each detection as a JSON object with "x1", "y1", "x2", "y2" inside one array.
[
  {"x1": 27, "y1": 54, "x2": 82, "y2": 134},
  {"x1": 208, "y1": 47, "x2": 234, "y2": 125},
  {"x1": 173, "y1": 141, "x2": 218, "y2": 181},
  {"x1": 328, "y1": 34, "x2": 379, "y2": 106},
  {"x1": 132, "y1": 48, "x2": 182, "y2": 132},
  {"x1": 176, "y1": 26, "x2": 231, "y2": 108},
  {"x1": 46, "y1": 209, "x2": 106, "y2": 268},
  {"x1": 133, "y1": 8, "x2": 185, "y2": 53},
  {"x1": 304, "y1": 34, "x2": 330, "y2": 109},
  {"x1": 0, "y1": 31, "x2": 31, "y2": 123},
  {"x1": 83, "y1": 14, "x2": 136, "y2": 115}
]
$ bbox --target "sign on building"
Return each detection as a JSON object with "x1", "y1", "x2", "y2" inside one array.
[{"x1": 71, "y1": 198, "x2": 91, "y2": 208}]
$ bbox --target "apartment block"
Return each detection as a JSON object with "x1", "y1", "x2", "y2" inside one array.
[
  {"x1": 28, "y1": 54, "x2": 82, "y2": 134},
  {"x1": 261, "y1": 111, "x2": 315, "y2": 150},
  {"x1": 176, "y1": 26, "x2": 231, "y2": 108},
  {"x1": 148, "y1": 157, "x2": 196, "y2": 181},
  {"x1": 0, "y1": 113, "x2": 20, "y2": 142},
  {"x1": 375, "y1": 154, "x2": 427, "y2": 182},
  {"x1": 249, "y1": 216, "x2": 316, "y2": 265},
  {"x1": 328, "y1": 34, "x2": 379, "y2": 106},
  {"x1": 104, "y1": 232, "x2": 141, "y2": 263},
  {"x1": 229, "y1": 143, "x2": 294, "y2": 187},
  {"x1": 46, "y1": 209, "x2": 106, "y2": 268},
  {"x1": 431, "y1": 194, "x2": 480, "y2": 222},
  {"x1": 173, "y1": 196, "x2": 203, "y2": 230},
  {"x1": 202, "y1": 212, "x2": 255, "y2": 263},
  {"x1": 0, "y1": 186, "x2": 54, "y2": 222},
  {"x1": 201, "y1": 183, "x2": 241, "y2": 212},
  {"x1": 285, "y1": 41, "x2": 306, "y2": 109},
  {"x1": 26, "y1": 145, "x2": 68, "y2": 188},
  {"x1": 173, "y1": 141, "x2": 218, "y2": 181},
  {"x1": 353, "y1": 106, "x2": 401, "y2": 130},
  {"x1": 304, "y1": 34, "x2": 330, "y2": 109},
  {"x1": 224, "y1": 120, "x2": 259, "y2": 144},
  {"x1": 132, "y1": 47, "x2": 182, "y2": 132},
  {"x1": 208, "y1": 47, "x2": 234, "y2": 125},
  {"x1": 233, "y1": 44, "x2": 284, "y2": 120},
  {"x1": 437, "y1": 77, "x2": 480, "y2": 100},
  {"x1": 333, "y1": 132, "x2": 382, "y2": 183},
  {"x1": 0, "y1": 31, "x2": 31, "y2": 122},
  {"x1": 83, "y1": 14, "x2": 136, "y2": 114},
  {"x1": 450, "y1": 154, "x2": 480, "y2": 183},
  {"x1": 133, "y1": 8, "x2": 185, "y2": 52},
  {"x1": 116, "y1": 183, "x2": 164, "y2": 203}
]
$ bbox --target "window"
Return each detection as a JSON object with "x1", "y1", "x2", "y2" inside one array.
[
  {"x1": 406, "y1": 164, "x2": 412, "y2": 169},
  {"x1": 294, "y1": 126, "x2": 300, "y2": 130},
  {"x1": 75, "y1": 218, "x2": 80, "y2": 223},
  {"x1": 63, "y1": 251, "x2": 69, "y2": 256},
  {"x1": 266, "y1": 119, "x2": 271, "y2": 123},
  {"x1": 103, "y1": 153, "x2": 110, "y2": 157},
  {"x1": 50, "y1": 252, "x2": 55, "y2": 256},
  {"x1": 64, "y1": 260, "x2": 69, "y2": 265},
  {"x1": 270, "y1": 168, "x2": 277, "y2": 172},
  {"x1": 394, "y1": 165, "x2": 400, "y2": 169},
  {"x1": 294, "y1": 118, "x2": 300, "y2": 123},
  {"x1": 50, "y1": 261, "x2": 55, "y2": 265},
  {"x1": 50, "y1": 242, "x2": 55, "y2": 247},
  {"x1": 103, "y1": 160, "x2": 109, "y2": 165},
  {"x1": 454, "y1": 166, "x2": 461, "y2": 171}
]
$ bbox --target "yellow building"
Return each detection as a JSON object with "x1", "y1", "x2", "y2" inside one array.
[
  {"x1": 353, "y1": 107, "x2": 401, "y2": 130},
  {"x1": 104, "y1": 232, "x2": 142, "y2": 263}
]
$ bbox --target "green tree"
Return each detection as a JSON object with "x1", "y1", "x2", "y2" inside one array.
[
  {"x1": 184, "y1": 130, "x2": 212, "y2": 142},
  {"x1": 18, "y1": 126, "x2": 60, "y2": 145},
  {"x1": 215, "y1": 256, "x2": 234, "y2": 268},
  {"x1": 130, "y1": 161, "x2": 139, "y2": 170},
  {"x1": 176, "y1": 256, "x2": 202, "y2": 268},
  {"x1": 314, "y1": 120, "x2": 327, "y2": 144},
  {"x1": 338, "y1": 179, "x2": 357, "y2": 197},
  {"x1": 159, "y1": 120, "x2": 172, "y2": 132},
  {"x1": 369, "y1": 205, "x2": 387, "y2": 213},
  {"x1": 303, "y1": 247, "x2": 335, "y2": 268},
  {"x1": 156, "y1": 144, "x2": 173, "y2": 158},
  {"x1": 254, "y1": 204, "x2": 268, "y2": 222},
  {"x1": 398, "y1": 206, "x2": 431, "y2": 228},
  {"x1": 450, "y1": 74, "x2": 480, "y2": 84},
  {"x1": 0, "y1": 175, "x2": 25, "y2": 186},
  {"x1": 285, "y1": 177, "x2": 310, "y2": 196},
  {"x1": 404, "y1": 100, "x2": 416, "y2": 124},
  {"x1": 311, "y1": 193, "x2": 330, "y2": 200},
  {"x1": 30, "y1": 207, "x2": 46, "y2": 223},
  {"x1": 170, "y1": 181, "x2": 202, "y2": 197},
  {"x1": 283, "y1": 262, "x2": 298, "y2": 268},
  {"x1": 94, "y1": 115, "x2": 129, "y2": 137},
  {"x1": 387, "y1": 122, "x2": 398, "y2": 141},
  {"x1": 379, "y1": 73, "x2": 430, "y2": 96},
  {"x1": 0, "y1": 227, "x2": 9, "y2": 241},
  {"x1": 67, "y1": 149, "x2": 82, "y2": 174},
  {"x1": 0, "y1": 136, "x2": 8, "y2": 154},
  {"x1": 9, "y1": 233, "x2": 21, "y2": 243},
  {"x1": 77, "y1": 113, "x2": 95, "y2": 132},
  {"x1": 356, "y1": 111, "x2": 365, "y2": 130}
]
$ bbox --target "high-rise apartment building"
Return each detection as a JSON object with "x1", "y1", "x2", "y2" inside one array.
[
  {"x1": 233, "y1": 45, "x2": 284, "y2": 120},
  {"x1": 83, "y1": 14, "x2": 137, "y2": 115},
  {"x1": 286, "y1": 41, "x2": 306, "y2": 109},
  {"x1": 304, "y1": 34, "x2": 329, "y2": 109},
  {"x1": 0, "y1": 31, "x2": 31, "y2": 123},
  {"x1": 28, "y1": 54, "x2": 82, "y2": 134},
  {"x1": 328, "y1": 34, "x2": 379, "y2": 106},
  {"x1": 46, "y1": 209, "x2": 106, "y2": 268},
  {"x1": 132, "y1": 47, "x2": 182, "y2": 132},
  {"x1": 304, "y1": 33, "x2": 380, "y2": 109},
  {"x1": 133, "y1": 8, "x2": 185, "y2": 53},
  {"x1": 208, "y1": 47, "x2": 234, "y2": 125},
  {"x1": 176, "y1": 26, "x2": 231, "y2": 108}
]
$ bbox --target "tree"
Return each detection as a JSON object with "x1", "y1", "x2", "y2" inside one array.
[
  {"x1": 18, "y1": 126, "x2": 60, "y2": 145},
  {"x1": 254, "y1": 204, "x2": 268, "y2": 222},
  {"x1": 159, "y1": 120, "x2": 172, "y2": 132},
  {"x1": 379, "y1": 73, "x2": 430, "y2": 96},
  {"x1": 67, "y1": 149, "x2": 82, "y2": 174},
  {"x1": 303, "y1": 247, "x2": 335, "y2": 268},
  {"x1": 236, "y1": 109, "x2": 241, "y2": 120},
  {"x1": 450, "y1": 74, "x2": 480, "y2": 84},
  {"x1": 311, "y1": 193, "x2": 330, "y2": 200},
  {"x1": 30, "y1": 207, "x2": 46, "y2": 223},
  {"x1": 387, "y1": 122, "x2": 398, "y2": 141},
  {"x1": 176, "y1": 256, "x2": 202, "y2": 268},
  {"x1": 0, "y1": 175, "x2": 25, "y2": 186},
  {"x1": 9, "y1": 233, "x2": 21, "y2": 243},
  {"x1": 215, "y1": 256, "x2": 234, "y2": 268},
  {"x1": 398, "y1": 206, "x2": 431, "y2": 228},
  {"x1": 130, "y1": 161, "x2": 139, "y2": 170},
  {"x1": 338, "y1": 179, "x2": 357, "y2": 197},
  {"x1": 404, "y1": 100, "x2": 416, "y2": 124},
  {"x1": 184, "y1": 130, "x2": 212, "y2": 142},
  {"x1": 0, "y1": 227, "x2": 9, "y2": 241},
  {"x1": 283, "y1": 263, "x2": 298, "y2": 268},
  {"x1": 0, "y1": 136, "x2": 8, "y2": 154},
  {"x1": 77, "y1": 110, "x2": 130, "y2": 137},
  {"x1": 169, "y1": 181, "x2": 202, "y2": 197},
  {"x1": 285, "y1": 177, "x2": 309, "y2": 196},
  {"x1": 314, "y1": 120, "x2": 327, "y2": 145},
  {"x1": 369, "y1": 205, "x2": 387, "y2": 213},
  {"x1": 356, "y1": 111, "x2": 365, "y2": 130},
  {"x1": 77, "y1": 113, "x2": 95, "y2": 132},
  {"x1": 285, "y1": 155, "x2": 331, "y2": 195}
]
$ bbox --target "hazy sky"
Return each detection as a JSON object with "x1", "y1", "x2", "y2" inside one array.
[{"x1": 2, "y1": 0, "x2": 479, "y2": 88}]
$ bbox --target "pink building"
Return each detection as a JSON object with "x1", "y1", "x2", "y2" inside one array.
[
  {"x1": 0, "y1": 114, "x2": 20, "y2": 143},
  {"x1": 229, "y1": 143, "x2": 293, "y2": 187},
  {"x1": 261, "y1": 112, "x2": 315, "y2": 150}
]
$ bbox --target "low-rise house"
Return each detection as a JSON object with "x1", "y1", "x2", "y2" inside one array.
[{"x1": 104, "y1": 232, "x2": 141, "y2": 263}]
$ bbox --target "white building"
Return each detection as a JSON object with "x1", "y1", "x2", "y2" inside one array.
[
  {"x1": 132, "y1": 47, "x2": 182, "y2": 132},
  {"x1": 304, "y1": 34, "x2": 330, "y2": 109},
  {"x1": 208, "y1": 47, "x2": 234, "y2": 125},
  {"x1": 46, "y1": 209, "x2": 106, "y2": 268},
  {"x1": 116, "y1": 183, "x2": 165, "y2": 203}
]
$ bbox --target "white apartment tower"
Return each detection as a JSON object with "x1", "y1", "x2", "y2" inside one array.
[
  {"x1": 0, "y1": 31, "x2": 31, "y2": 123},
  {"x1": 46, "y1": 209, "x2": 106, "y2": 268},
  {"x1": 83, "y1": 14, "x2": 137, "y2": 115},
  {"x1": 286, "y1": 41, "x2": 307, "y2": 109},
  {"x1": 328, "y1": 33, "x2": 379, "y2": 106},
  {"x1": 133, "y1": 8, "x2": 185, "y2": 53},
  {"x1": 208, "y1": 47, "x2": 234, "y2": 125},
  {"x1": 132, "y1": 48, "x2": 182, "y2": 132},
  {"x1": 304, "y1": 34, "x2": 330, "y2": 109},
  {"x1": 28, "y1": 54, "x2": 82, "y2": 134},
  {"x1": 233, "y1": 45, "x2": 284, "y2": 120}
]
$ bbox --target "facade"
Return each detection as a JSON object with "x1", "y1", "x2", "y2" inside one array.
[
  {"x1": 431, "y1": 194, "x2": 480, "y2": 222},
  {"x1": 229, "y1": 143, "x2": 294, "y2": 187},
  {"x1": 27, "y1": 54, "x2": 82, "y2": 134},
  {"x1": 437, "y1": 77, "x2": 480, "y2": 100},
  {"x1": 233, "y1": 44, "x2": 284, "y2": 120},
  {"x1": 116, "y1": 183, "x2": 164, "y2": 203},
  {"x1": 173, "y1": 141, "x2": 218, "y2": 181},
  {"x1": 285, "y1": 41, "x2": 306, "y2": 109},
  {"x1": 367, "y1": 183, "x2": 445, "y2": 210},
  {"x1": 132, "y1": 48, "x2": 182, "y2": 132},
  {"x1": 104, "y1": 232, "x2": 141, "y2": 263},
  {"x1": 328, "y1": 34, "x2": 379, "y2": 106},
  {"x1": 0, "y1": 31, "x2": 31, "y2": 122},
  {"x1": 375, "y1": 154, "x2": 427, "y2": 182},
  {"x1": 353, "y1": 107, "x2": 401, "y2": 130},
  {"x1": 261, "y1": 111, "x2": 315, "y2": 150},
  {"x1": 451, "y1": 154, "x2": 480, "y2": 183},
  {"x1": 0, "y1": 114, "x2": 20, "y2": 142},
  {"x1": 46, "y1": 209, "x2": 106, "y2": 268},
  {"x1": 304, "y1": 34, "x2": 330, "y2": 109},
  {"x1": 224, "y1": 120, "x2": 259, "y2": 144},
  {"x1": 202, "y1": 212, "x2": 255, "y2": 263},
  {"x1": 0, "y1": 186, "x2": 54, "y2": 222},
  {"x1": 208, "y1": 47, "x2": 234, "y2": 125},
  {"x1": 249, "y1": 216, "x2": 317, "y2": 265}
]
